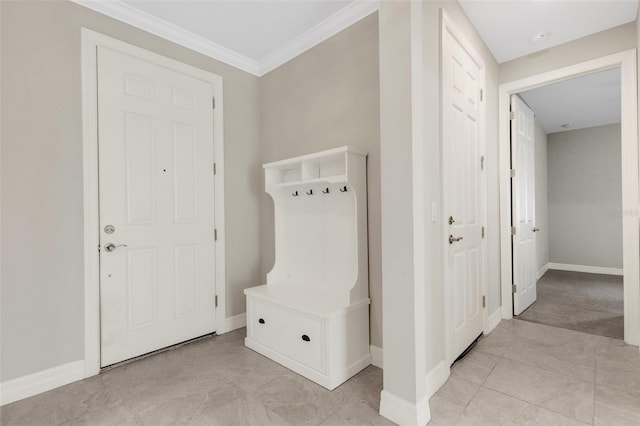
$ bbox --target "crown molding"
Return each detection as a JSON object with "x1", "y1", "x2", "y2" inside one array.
[
  {"x1": 257, "y1": 0, "x2": 380, "y2": 75},
  {"x1": 71, "y1": 0, "x2": 379, "y2": 77},
  {"x1": 71, "y1": 0, "x2": 260, "y2": 75}
]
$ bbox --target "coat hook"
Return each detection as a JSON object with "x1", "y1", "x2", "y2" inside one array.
[
  {"x1": 306, "y1": 189, "x2": 313, "y2": 195},
  {"x1": 322, "y1": 187, "x2": 330, "y2": 194},
  {"x1": 339, "y1": 186, "x2": 348, "y2": 192},
  {"x1": 292, "y1": 191, "x2": 299, "y2": 197}
]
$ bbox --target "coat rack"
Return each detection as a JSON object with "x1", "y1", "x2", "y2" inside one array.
[{"x1": 245, "y1": 146, "x2": 370, "y2": 390}]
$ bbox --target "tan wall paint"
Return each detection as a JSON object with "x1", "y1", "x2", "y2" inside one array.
[
  {"x1": 0, "y1": 0, "x2": 261, "y2": 381},
  {"x1": 547, "y1": 124, "x2": 623, "y2": 269},
  {"x1": 500, "y1": 22, "x2": 636, "y2": 84},
  {"x1": 260, "y1": 14, "x2": 382, "y2": 346},
  {"x1": 378, "y1": 0, "x2": 421, "y2": 403}
]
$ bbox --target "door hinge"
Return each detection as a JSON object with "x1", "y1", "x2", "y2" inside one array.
[
  {"x1": 482, "y1": 295, "x2": 486, "y2": 308},
  {"x1": 213, "y1": 162, "x2": 217, "y2": 175},
  {"x1": 212, "y1": 97, "x2": 216, "y2": 109},
  {"x1": 480, "y1": 156, "x2": 485, "y2": 170},
  {"x1": 215, "y1": 295, "x2": 218, "y2": 307},
  {"x1": 510, "y1": 110, "x2": 515, "y2": 120},
  {"x1": 214, "y1": 228, "x2": 218, "y2": 241},
  {"x1": 510, "y1": 169, "x2": 515, "y2": 178},
  {"x1": 512, "y1": 284, "x2": 517, "y2": 294},
  {"x1": 511, "y1": 226, "x2": 517, "y2": 235},
  {"x1": 481, "y1": 226, "x2": 485, "y2": 239},
  {"x1": 480, "y1": 89, "x2": 484, "y2": 102}
]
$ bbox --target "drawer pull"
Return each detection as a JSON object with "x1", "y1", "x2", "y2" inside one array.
[
  {"x1": 301, "y1": 334, "x2": 311, "y2": 342},
  {"x1": 258, "y1": 318, "x2": 265, "y2": 324}
]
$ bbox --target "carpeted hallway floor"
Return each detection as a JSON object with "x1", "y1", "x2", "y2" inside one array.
[{"x1": 516, "y1": 269, "x2": 623, "y2": 339}]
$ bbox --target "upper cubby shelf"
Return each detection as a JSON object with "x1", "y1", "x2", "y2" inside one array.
[{"x1": 263, "y1": 146, "x2": 366, "y2": 191}]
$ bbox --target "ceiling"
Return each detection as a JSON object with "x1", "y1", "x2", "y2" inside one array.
[
  {"x1": 519, "y1": 68, "x2": 621, "y2": 134},
  {"x1": 73, "y1": 0, "x2": 378, "y2": 76},
  {"x1": 458, "y1": 0, "x2": 639, "y2": 63},
  {"x1": 73, "y1": 0, "x2": 639, "y2": 74},
  {"x1": 122, "y1": 0, "x2": 351, "y2": 61}
]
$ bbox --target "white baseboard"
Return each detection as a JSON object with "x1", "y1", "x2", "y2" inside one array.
[
  {"x1": 370, "y1": 345, "x2": 383, "y2": 368},
  {"x1": 0, "y1": 360, "x2": 85, "y2": 406},
  {"x1": 379, "y1": 390, "x2": 430, "y2": 426},
  {"x1": 223, "y1": 313, "x2": 246, "y2": 333},
  {"x1": 548, "y1": 262, "x2": 623, "y2": 276},
  {"x1": 536, "y1": 263, "x2": 550, "y2": 280},
  {"x1": 486, "y1": 308, "x2": 502, "y2": 334},
  {"x1": 425, "y1": 360, "x2": 450, "y2": 398}
]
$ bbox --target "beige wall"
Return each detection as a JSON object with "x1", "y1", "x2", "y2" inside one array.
[
  {"x1": 260, "y1": 14, "x2": 382, "y2": 346},
  {"x1": 547, "y1": 124, "x2": 623, "y2": 269},
  {"x1": 378, "y1": 0, "x2": 422, "y2": 403},
  {"x1": 0, "y1": 0, "x2": 261, "y2": 381},
  {"x1": 500, "y1": 22, "x2": 636, "y2": 84},
  {"x1": 534, "y1": 119, "x2": 549, "y2": 274}
]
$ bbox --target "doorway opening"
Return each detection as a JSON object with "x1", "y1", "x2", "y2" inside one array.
[
  {"x1": 498, "y1": 50, "x2": 639, "y2": 346},
  {"x1": 510, "y1": 68, "x2": 623, "y2": 339}
]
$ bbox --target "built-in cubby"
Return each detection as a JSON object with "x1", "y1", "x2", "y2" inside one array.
[{"x1": 245, "y1": 146, "x2": 370, "y2": 390}]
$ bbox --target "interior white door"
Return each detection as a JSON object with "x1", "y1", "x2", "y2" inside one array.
[
  {"x1": 97, "y1": 46, "x2": 216, "y2": 367},
  {"x1": 511, "y1": 95, "x2": 537, "y2": 315},
  {"x1": 442, "y1": 26, "x2": 486, "y2": 364}
]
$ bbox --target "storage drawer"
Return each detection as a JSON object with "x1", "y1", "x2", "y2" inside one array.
[
  {"x1": 247, "y1": 298, "x2": 284, "y2": 350},
  {"x1": 247, "y1": 298, "x2": 326, "y2": 373},
  {"x1": 281, "y1": 311, "x2": 325, "y2": 373}
]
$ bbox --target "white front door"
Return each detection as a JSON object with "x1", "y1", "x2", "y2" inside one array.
[
  {"x1": 442, "y1": 25, "x2": 486, "y2": 364},
  {"x1": 511, "y1": 95, "x2": 537, "y2": 315},
  {"x1": 97, "y1": 46, "x2": 216, "y2": 367}
]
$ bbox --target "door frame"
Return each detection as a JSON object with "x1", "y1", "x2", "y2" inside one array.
[
  {"x1": 441, "y1": 10, "x2": 489, "y2": 365},
  {"x1": 81, "y1": 28, "x2": 227, "y2": 377},
  {"x1": 498, "y1": 49, "x2": 640, "y2": 346}
]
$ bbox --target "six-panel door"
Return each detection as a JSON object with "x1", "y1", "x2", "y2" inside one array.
[
  {"x1": 97, "y1": 46, "x2": 216, "y2": 366},
  {"x1": 442, "y1": 25, "x2": 486, "y2": 364}
]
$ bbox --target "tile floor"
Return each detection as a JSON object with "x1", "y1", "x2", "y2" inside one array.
[
  {"x1": 2, "y1": 319, "x2": 639, "y2": 426},
  {"x1": 517, "y1": 270, "x2": 623, "y2": 339},
  {"x1": 430, "y1": 319, "x2": 640, "y2": 426}
]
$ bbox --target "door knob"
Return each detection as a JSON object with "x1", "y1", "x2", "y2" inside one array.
[
  {"x1": 449, "y1": 235, "x2": 463, "y2": 244},
  {"x1": 104, "y1": 243, "x2": 128, "y2": 253},
  {"x1": 532, "y1": 227, "x2": 540, "y2": 232}
]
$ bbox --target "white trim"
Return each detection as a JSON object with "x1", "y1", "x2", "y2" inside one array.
[
  {"x1": 486, "y1": 308, "x2": 502, "y2": 334},
  {"x1": 425, "y1": 361, "x2": 450, "y2": 398},
  {"x1": 0, "y1": 361, "x2": 85, "y2": 406},
  {"x1": 71, "y1": 0, "x2": 259, "y2": 75},
  {"x1": 548, "y1": 263, "x2": 624, "y2": 276},
  {"x1": 223, "y1": 313, "x2": 247, "y2": 333},
  {"x1": 71, "y1": 0, "x2": 380, "y2": 77},
  {"x1": 258, "y1": 1, "x2": 379, "y2": 75},
  {"x1": 81, "y1": 29, "x2": 227, "y2": 375},
  {"x1": 441, "y1": 10, "x2": 489, "y2": 365},
  {"x1": 370, "y1": 345, "x2": 383, "y2": 368},
  {"x1": 498, "y1": 49, "x2": 639, "y2": 346},
  {"x1": 379, "y1": 391, "x2": 430, "y2": 426},
  {"x1": 536, "y1": 263, "x2": 550, "y2": 280}
]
